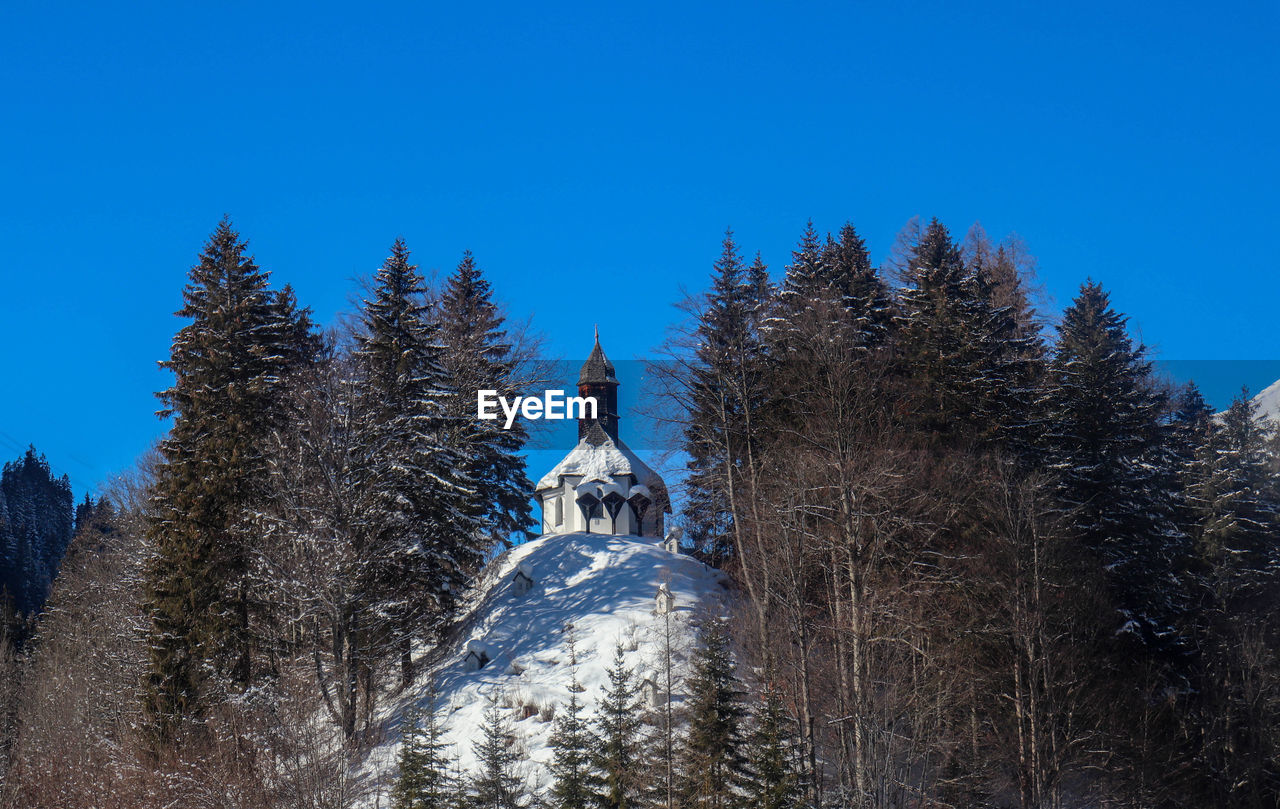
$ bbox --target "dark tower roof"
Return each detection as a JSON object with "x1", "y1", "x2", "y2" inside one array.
[
  {"x1": 577, "y1": 329, "x2": 620, "y2": 445},
  {"x1": 578, "y1": 328, "x2": 618, "y2": 386}
]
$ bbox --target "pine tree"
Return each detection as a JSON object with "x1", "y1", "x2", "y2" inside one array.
[
  {"x1": 393, "y1": 695, "x2": 456, "y2": 809},
  {"x1": 1038, "y1": 281, "x2": 1185, "y2": 645},
  {"x1": 355, "y1": 238, "x2": 480, "y2": 684},
  {"x1": 821, "y1": 222, "x2": 893, "y2": 347},
  {"x1": 776, "y1": 221, "x2": 828, "y2": 315},
  {"x1": 678, "y1": 620, "x2": 749, "y2": 809},
  {"x1": 745, "y1": 252, "x2": 773, "y2": 329},
  {"x1": 896, "y1": 217, "x2": 1043, "y2": 447},
  {"x1": 1181, "y1": 391, "x2": 1280, "y2": 808},
  {"x1": 743, "y1": 684, "x2": 803, "y2": 809},
  {"x1": 471, "y1": 701, "x2": 525, "y2": 809},
  {"x1": 592, "y1": 644, "x2": 644, "y2": 809},
  {"x1": 437, "y1": 250, "x2": 535, "y2": 546},
  {"x1": 0, "y1": 448, "x2": 73, "y2": 617},
  {"x1": 549, "y1": 640, "x2": 599, "y2": 809},
  {"x1": 682, "y1": 230, "x2": 769, "y2": 564},
  {"x1": 1169, "y1": 385, "x2": 1214, "y2": 465},
  {"x1": 1185, "y1": 390, "x2": 1280, "y2": 608},
  {"x1": 143, "y1": 218, "x2": 315, "y2": 740}
]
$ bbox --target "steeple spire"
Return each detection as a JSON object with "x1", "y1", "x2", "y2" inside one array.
[{"x1": 577, "y1": 331, "x2": 619, "y2": 444}]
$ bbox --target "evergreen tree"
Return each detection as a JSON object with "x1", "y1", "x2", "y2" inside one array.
[
  {"x1": 471, "y1": 701, "x2": 525, "y2": 809},
  {"x1": 678, "y1": 620, "x2": 749, "y2": 809},
  {"x1": 1181, "y1": 391, "x2": 1280, "y2": 808},
  {"x1": 355, "y1": 238, "x2": 481, "y2": 683},
  {"x1": 745, "y1": 252, "x2": 774, "y2": 329},
  {"x1": 437, "y1": 250, "x2": 535, "y2": 546},
  {"x1": 743, "y1": 684, "x2": 803, "y2": 809},
  {"x1": 548, "y1": 640, "x2": 599, "y2": 809},
  {"x1": 776, "y1": 220, "x2": 828, "y2": 315},
  {"x1": 143, "y1": 218, "x2": 315, "y2": 739},
  {"x1": 682, "y1": 231, "x2": 772, "y2": 565},
  {"x1": 1169, "y1": 385, "x2": 1215, "y2": 467},
  {"x1": 1185, "y1": 390, "x2": 1280, "y2": 608},
  {"x1": 393, "y1": 695, "x2": 456, "y2": 809},
  {"x1": 592, "y1": 644, "x2": 644, "y2": 809},
  {"x1": 821, "y1": 222, "x2": 893, "y2": 347},
  {"x1": 1038, "y1": 281, "x2": 1185, "y2": 645},
  {"x1": 0, "y1": 447, "x2": 74, "y2": 617},
  {"x1": 896, "y1": 217, "x2": 1043, "y2": 447},
  {"x1": 962, "y1": 223, "x2": 1042, "y2": 339}
]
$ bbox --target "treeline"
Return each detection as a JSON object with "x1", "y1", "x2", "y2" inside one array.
[
  {"x1": 0, "y1": 448, "x2": 74, "y2": 620},
  {"x1": 2, "y1": 215, "x2": 1276, "y2": 809},
  {"x1": 673, "y1": 219, "x2": 1280, "y2": 807},
  {"x1": 0, "y1": 220, "x2": 537, "y2": 807}
]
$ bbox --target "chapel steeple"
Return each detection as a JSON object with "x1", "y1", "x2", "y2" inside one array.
[
  {"x1": 535, "y1": 331, "x2": 669, "y2": 537},
  {"x1": 577, "y1": 328, "x2": 619, "y2": 445}
]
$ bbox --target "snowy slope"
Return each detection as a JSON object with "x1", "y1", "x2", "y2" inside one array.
[
  {"x1": 1253, "y1": 378, "x2": 1280, "y2": 424},
  {"x1": 356, "y1": 531, "x2": 730, "y2": 803}
]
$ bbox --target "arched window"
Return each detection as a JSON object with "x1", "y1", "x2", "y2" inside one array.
[{"x1": 576, "y1": 491, "x2": 601, "y2": 533}]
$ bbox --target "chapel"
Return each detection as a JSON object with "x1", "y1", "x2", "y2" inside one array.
[{"x1": 534, "y1": 334, "x2": 669, "y2": 537}]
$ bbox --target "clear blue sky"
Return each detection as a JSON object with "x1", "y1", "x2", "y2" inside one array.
[{"x1": 1, "y1": 1, "x2": 1277, "y2": 496}]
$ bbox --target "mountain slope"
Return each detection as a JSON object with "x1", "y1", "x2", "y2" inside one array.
[
  {"x1": 357, "y1": 531, "x2": 730, "y2": 802},
  {"x1": 1253, "y1": 378, "x2": 1280, "y2": 423}
]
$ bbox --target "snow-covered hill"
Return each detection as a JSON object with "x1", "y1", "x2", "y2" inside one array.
[
  {"x1": 356, "y1": 531, "x2": 730, "y2": 803},
  {"x1": 1253, "y1": 378, "x2": 1280, "y2": 423}
]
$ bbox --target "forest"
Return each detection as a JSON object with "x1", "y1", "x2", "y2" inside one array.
[{"x1": 0, "y1": 215, "x2": 1276, "y2": 809}]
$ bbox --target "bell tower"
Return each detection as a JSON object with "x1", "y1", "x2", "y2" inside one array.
[
  {"x1": 577, "y1": 328, "x2": 619, "y2": 446},
  {"x1": 534, "y1": 329, "x2": 670, "y2": 537}
]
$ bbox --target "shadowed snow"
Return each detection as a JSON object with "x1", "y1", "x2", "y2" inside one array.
[{"x1": 355, "y1": 530, "x2": 729, "y2": 803}]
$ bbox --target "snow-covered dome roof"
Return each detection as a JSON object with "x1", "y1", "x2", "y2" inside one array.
[{"x1": 536, "y1": 436, "x2": 666, "y2": 501}]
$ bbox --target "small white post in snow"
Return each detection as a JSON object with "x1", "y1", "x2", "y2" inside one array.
[
  {"x1": 663, "y1": 526, "x2": 683, "y2": 554},
  {"x1": 464, "y1": 640, "x2": 492, "y2": 672},
  {"x1": 655, "y1": 582, "x2": 674, "y2": 616},
  {"x1": 512, "y1": 563, "x2": 535, "y2": 596}
]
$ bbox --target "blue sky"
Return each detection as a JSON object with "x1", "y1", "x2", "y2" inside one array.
[{"x1": 1, "y1": 1, "x2": 1277, "y2": 495}]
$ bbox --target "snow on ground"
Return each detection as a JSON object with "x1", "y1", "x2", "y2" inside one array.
[
  {"x1": 1212, "y1": 377, "x2": 1280, "y2": 426},
  {"x1": 355, "y1": 531, "x2": 730, "y2": 804},
  {"x1": 1253, "y1": 378, "x2": 1280, "y2": 423}
]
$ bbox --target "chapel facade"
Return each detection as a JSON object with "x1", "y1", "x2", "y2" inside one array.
[{"x1": 534, "y1": 335, "x2": 669, "y2": 537}]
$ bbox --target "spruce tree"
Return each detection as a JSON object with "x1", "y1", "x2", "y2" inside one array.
[
  {"x1": 1181, "y1": 391, "x2": 1280, "y2": 808},
  {"x1": 0, "y1": 448, "x2": 73, "y2": 617},
  {"x1": 355, "y1": 239, "x2": 480, "y2": 683},
  {"x1": 896, "y1": 217, "x2": 1043, "y2": 447},
  {"x1": 548, "y1": 640, "x2": 599, "y2": 809},
  {"x1": 776, "y1": 220, "x2": 828, "y2": 315},
  {"x1": 821, "y1": 222, "x2": 893, "y2": 347},
  {"x1": 895, "y1": 217, "x2": 984, "y2": 437},
  {"x1": 143, "y1": 218, "x2": 315, "y2": 740},
  {"x1": 1185, "y1": 390, "x2": 1280, "y2": 607},
  {"x1": 1039, "y1": 281, "x2": 1185, "y2": 645},
  {"x1": 743, "y1": 684, "x2": 803, "y2": 809},
  {"x1": 682, "y1": 230, "x2": 767, "y2": 564},
  {"x1": 437, "y1": 250, "x2": 534, "y2": 546},
  {"x1": 678, "y1": 620, "x2": 749, "y2": 809},
  {"x1": 471, "y1": 701, "x2": 525, "y2": 809},
  {"x1": 393, "y1": 695, "x2": 456, "y2": 809},
  {"x1": 592, "y1": 644, "x2": 644, "y2": 809}
]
